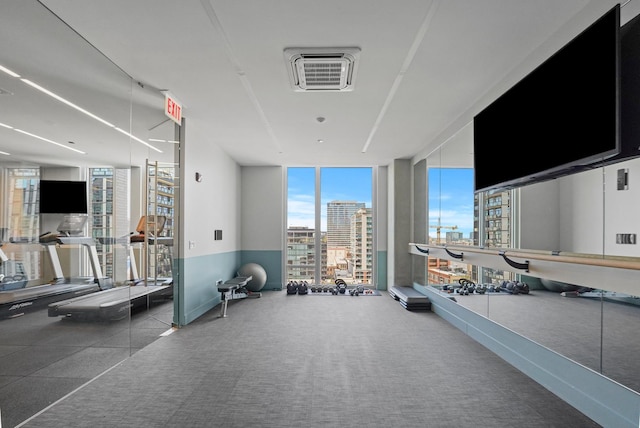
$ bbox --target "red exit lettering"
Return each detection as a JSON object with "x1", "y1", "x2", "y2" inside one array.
[
  {"x1": 167, "y1": 99, "x2": 181, "y2": 119},
  {"x1": 164, "y1": 94, "x2": 182, "y2": 124}
]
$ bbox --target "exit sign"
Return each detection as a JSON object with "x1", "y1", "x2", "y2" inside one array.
[{"x1": 164, "y1": 93, "x2": 182, "y2": 125}]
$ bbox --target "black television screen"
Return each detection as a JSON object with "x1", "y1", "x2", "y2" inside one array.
[
  {"x1": 39, "y1": 180, "x2": 88, "y2": 214},
  {"x1": 473, "y1": 5, "x2": 620, "y2": 193}
]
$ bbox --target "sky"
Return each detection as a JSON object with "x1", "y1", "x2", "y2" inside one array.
[
  {"x1": 287, "y1": 166, "x2": 474, "y2": 237},
  {"x1": 428, "y1": 168, "x2": 474, "y2": 238},
  {"x1": 287, "y1": 167, "x2": 372, "y2": 230}
]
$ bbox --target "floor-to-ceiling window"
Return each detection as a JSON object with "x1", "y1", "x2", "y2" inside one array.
[
  {"x1": 287, "y1": 167, "x2": 373, "y2": 286},
  {"x1": 286, "y1": 167, "x2": 316, "y2": 283}
]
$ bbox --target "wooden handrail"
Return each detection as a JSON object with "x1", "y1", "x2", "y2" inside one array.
[{"x1": 409, "y1": 243, "x2": 640, "y2": 271}]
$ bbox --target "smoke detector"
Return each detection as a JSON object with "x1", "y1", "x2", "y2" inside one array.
[{"x1": 284, "y1": 47, "x2": 360, "y2": 92}]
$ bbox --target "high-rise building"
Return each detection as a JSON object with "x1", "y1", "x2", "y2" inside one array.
[
  {"x1": 445, "y1": 231, "x2": 463, "y2": 243},
  {"x1": 350, "y1": 207, "x2": 372, "y2": 283},
  {"x1": 286, "y1": 227, "x2": 327, "y2": 282},
  {"x1": 327, "y1": 200, "x2": 365, "y2": 248},
  {"x1": 475, "y1": 190, "x2": 514, "y2": 284}
]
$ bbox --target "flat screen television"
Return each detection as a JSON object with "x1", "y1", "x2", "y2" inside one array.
[
  {"x1": 473, "y1": 5, "x2": 620, "y2": 193},
  {"x1": 39, "y1": 180, "x2": 88, "y2": 214}
]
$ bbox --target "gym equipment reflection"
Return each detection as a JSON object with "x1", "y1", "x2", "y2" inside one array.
[
  {"x1": 48, "y1": 215, "x2": 174, "y2": 321},
  {"x1": 0, "y1": 215, "x2": 106, "y2": 319}
]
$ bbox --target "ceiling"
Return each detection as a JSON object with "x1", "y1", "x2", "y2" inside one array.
[{"x1": 1, "y1": 0, "x2": 639, "y2": 169}]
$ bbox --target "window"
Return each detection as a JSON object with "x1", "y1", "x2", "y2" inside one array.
[{"x1": 287, "y1": 167, "x2": 373, "y2": 285}]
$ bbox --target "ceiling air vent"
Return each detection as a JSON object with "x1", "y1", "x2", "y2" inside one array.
[{"x1": 284, "y1": 47, "x2": 360, "y2": 92}]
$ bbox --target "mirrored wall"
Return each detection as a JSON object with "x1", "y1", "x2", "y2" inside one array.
[
  {"x1": 419, "y1": 117, "x2": 640, "y2": 394},
  {"x1": 0, "y1": 2, "x2": 179, "y2": 426}
]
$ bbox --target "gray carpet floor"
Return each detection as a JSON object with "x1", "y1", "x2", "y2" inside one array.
[
  {"x1": 0, "y1": 300, "x2": 174, "y2": 428},
  {"x1": 14, "y1": 289, "x2": 599, "y2": 428}
]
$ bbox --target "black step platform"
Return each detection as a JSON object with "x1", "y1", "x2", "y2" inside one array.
[{"x1": 389, "y1": 286, "x2": 431, "y2": 311}]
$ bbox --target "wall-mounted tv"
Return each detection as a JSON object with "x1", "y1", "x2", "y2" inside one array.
[
  {"x1": 39, "y1": 180, "x2": 88, "y2": 214},
  {"x1": 473, "y1": 5, "x2": 620, "y2": 193}
]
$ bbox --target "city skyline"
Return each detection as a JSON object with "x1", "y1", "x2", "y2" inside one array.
[
  {"x1": 287, "y1": 166, "x2": 474, "y2": 239},
  {"x1": 287, "y1": 167, "x2": 372, "y2": 230}
]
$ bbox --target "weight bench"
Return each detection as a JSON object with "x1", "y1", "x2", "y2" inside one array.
[{"x1": 217, "y1": 275, "x2": 252, "y2": 318}]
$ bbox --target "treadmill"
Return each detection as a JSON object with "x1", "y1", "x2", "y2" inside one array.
[
  {"x1": 47, "y1": 215, "x2": 173, "y2": 321},
  {"x1": 0, "y1": 215, "x2": 107, "y2": 320},
  {"x1": 0, "y1": 245, "x2": 28, "y2": 291}
]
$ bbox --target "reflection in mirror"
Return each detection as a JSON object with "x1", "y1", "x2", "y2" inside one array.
[
  {"x1": 129, "y1": 79, "x2": 178, "y2": 324},
  {"x1": 415, "y1": 1, "x2": 640, "y2": 412},
  {"x1": 425, "y1": 123, "x2": 640, "y2": 396},
  {"x1": 0, "y1": 2, "x2": 175, "y2": 426}
]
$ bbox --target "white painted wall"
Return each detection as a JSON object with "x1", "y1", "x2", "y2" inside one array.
[
  {"x1": 389, "y1": 160, "x2": 412, "y2": 287},
  {"x1": 387, "y1": 163, "x2": 395, "y2": 287},
  {"x1": 519, "y1": 180, "x2": 561, "y2": 251},
  {"x1": 377, "y1": 166, "x2": 388, "y2": 251},
  {"x1": 604, "y1": 158, "x2": 640, "y2": 256},
  {"x1": 240, "y1": 166, "x2": 283, "y2": 251},
  {"x1": 558, "y1": 168, "x2": 605, "y2": 255},
  {"x1": 519, "y1": 157, "x2": 640, "y2": 258},
  {"x1": 181, "y1": 118, "x2": 240, "y2": 257}
]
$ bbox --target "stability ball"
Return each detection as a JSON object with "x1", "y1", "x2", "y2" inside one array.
[{"x1": 238, "y1": 263, "x2": 267, "y2": 292}]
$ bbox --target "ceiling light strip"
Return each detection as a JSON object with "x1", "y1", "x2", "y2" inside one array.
[
  {"x1": 149, "y1": 138, "x2": 179, "y2": 144},
  {"x1": 114, "y1": 128, "x2": 162, "y2": 153},
  {"x1": 1, "y1": 64, "x2": 162, "y2": 154},
  {"x1": 361, "y1": 0, "x2": 441, "y2": 153},
  {"x1": 0, "y1": 65, "x2": 20, "y2": 78},
  {"x1": 14, "y1": 129, "x2": 86, "y2": 154},
  {"x1": 21, "y1": 79, "x2": 116, "y2": 128}
]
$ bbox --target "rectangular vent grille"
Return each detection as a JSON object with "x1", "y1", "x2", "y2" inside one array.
[
  {"x1": 303, "y1": 62, "x2": 344, "y2": 87},
  {"x1": 285, "y1": 48, "x2": 360, "y2": 92}
]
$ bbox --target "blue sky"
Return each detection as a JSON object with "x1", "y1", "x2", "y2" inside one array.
[
  {"x1": 287, "y1": 167, "x2": 372, "y2": 230},
  {"x1": 428, "y1": 168, "x2": 474, "y2": 238},
  {"x1": 287, "y1": 166, "x2": 474, "y2": 237}
]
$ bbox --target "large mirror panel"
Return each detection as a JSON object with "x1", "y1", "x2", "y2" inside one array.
[
  {"x1": 0, "y1": 2, "x2": 177, "y2": 426},
  {"x1": 422, "y1": 112, "x2": 640, "y2": 396},
  {"x1": 419, "y1": 0, "x2": 640, "y2": 393}
]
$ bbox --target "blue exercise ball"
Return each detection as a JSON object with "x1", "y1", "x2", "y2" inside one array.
[{"x1": 237, "y1": 263, "x2": 267, "y2": 292}]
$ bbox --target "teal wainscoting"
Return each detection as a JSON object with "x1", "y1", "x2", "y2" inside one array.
[
  {"x1": 417, "y1": 284, "x2": 640, "y2": 428},
  {"x1": 240, "y1": 250, "x2": 283, "y2": 291},
  {"x1": 174, "y1": 251, "x2": 240, "y2": 326},
  {"x1": 377, "y1": 250, "x2": 387, "y2": 290}
]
